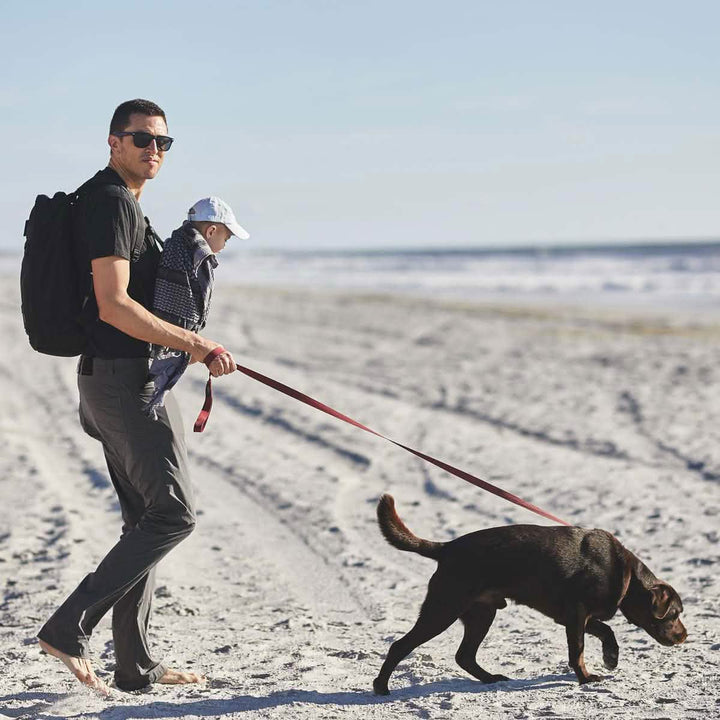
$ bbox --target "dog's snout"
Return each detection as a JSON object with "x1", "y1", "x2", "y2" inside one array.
[{"x1": 658, "y1": 621, "x2": 687, "y2": 646}]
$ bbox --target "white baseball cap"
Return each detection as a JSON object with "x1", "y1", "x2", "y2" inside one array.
[{"x1": 187, "y1": 196, "x2": 250, "y2": 240}]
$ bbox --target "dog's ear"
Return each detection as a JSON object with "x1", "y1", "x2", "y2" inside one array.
[{"x1": 650, "y1": 584, "x2": 674, "y2": 619}]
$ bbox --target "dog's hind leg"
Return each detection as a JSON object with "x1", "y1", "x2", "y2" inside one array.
[
  {"x1": 586, "y1": 619, "x2": 619, "y2": 670},
  {"x1": 455, "y1": 603, "x2": 509, "y2": 683},
  {"x1": 373, "y1": 574, "x2": 469, "y2": 695}
]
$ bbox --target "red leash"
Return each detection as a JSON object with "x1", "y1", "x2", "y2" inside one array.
[{"x1": 196, "y1": 347, "x2": 570, "y2": 526}]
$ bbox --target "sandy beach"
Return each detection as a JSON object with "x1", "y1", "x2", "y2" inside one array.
[{"x1": 1, "y1": 273, "x2": 718, "y2": 720}]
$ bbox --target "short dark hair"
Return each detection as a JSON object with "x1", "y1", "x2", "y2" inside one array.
[{"x1": 109, "y1": 99, "x2": 167, "y2": 133}]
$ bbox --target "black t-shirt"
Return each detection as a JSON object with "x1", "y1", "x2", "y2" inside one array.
[{"x1": 76, "y1": 167, "x2": 161, "y2": 359}]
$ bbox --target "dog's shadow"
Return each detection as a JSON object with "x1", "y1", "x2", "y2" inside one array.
[{"x1": 1, "y1": 674, "x2": 581, "y2": 719}]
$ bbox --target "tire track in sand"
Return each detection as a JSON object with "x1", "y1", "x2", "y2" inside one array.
[{"x1": 187, "y1": 451, "x2": 373, "y2": 621}]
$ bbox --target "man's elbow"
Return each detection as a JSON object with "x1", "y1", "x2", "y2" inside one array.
[
  {"x1": 97, "y1": 307, "x2": 114, "y2": 325},
  {"x1": 96, "y1": 296, "x2": 126, "y2": 327}
]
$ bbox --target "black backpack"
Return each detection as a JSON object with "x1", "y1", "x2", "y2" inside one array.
[
  {"x1": 20, "y1": 175, "x2": 148, "y2": 357},
  {"x1": 21, "y1": 185, "x2": 93, "y2": 356}
]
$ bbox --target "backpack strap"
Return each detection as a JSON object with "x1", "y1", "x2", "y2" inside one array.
[{"x1": 144, "y1": 216, "x2": 164, "y2": 254}]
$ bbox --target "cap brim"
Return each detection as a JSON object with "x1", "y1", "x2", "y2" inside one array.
[{"x1": 227, "y1": 220, "x2": 250, "y2": 240}]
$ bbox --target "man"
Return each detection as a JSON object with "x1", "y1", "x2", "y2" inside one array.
[{"x1": 37, "y1": 99, "x2": 236, "y2": 695}]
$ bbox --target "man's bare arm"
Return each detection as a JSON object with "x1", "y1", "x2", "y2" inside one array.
[{"x1": 92, "y1": 256, "x2": 236, "y2": 375}]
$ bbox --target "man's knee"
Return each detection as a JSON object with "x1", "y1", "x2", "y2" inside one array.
[
  {"x1": 180, "y1": 513, "x2": 197, "y2": 537},
  {"x1": 164, "y1": 508, "x2": 196, "y2": 537},
  {"x1": 142, "y1": 500, "x2": 196, "y2": 538}
]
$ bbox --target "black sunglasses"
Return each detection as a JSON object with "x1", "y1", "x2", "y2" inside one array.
[{"x1": 112, "y1": 131, "x2": 174, "y2": 152}]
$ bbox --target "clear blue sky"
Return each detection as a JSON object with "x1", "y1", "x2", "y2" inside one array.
[{"x1": 3, "y1": 1, "x2": 720, "y2": 250}]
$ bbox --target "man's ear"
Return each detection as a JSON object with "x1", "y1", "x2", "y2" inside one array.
[
  {"x1": 108, "y1": 134, "x2": 120, "y2": 155},
  {"x1": 650, "y1": 584, "x2": 673, "y2": 619}
]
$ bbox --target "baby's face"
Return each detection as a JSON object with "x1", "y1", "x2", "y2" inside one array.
[{"x1": 206, "y1": 223, "x2": 232, "y2": 253}]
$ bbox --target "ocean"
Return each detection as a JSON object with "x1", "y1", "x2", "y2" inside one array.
[{"x1": 218, "y1": 240, "x2": 720, "y2": 311}]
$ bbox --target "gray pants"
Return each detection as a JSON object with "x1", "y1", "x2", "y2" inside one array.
[{"x1": 38, "y1": 357, "x2": 196, "y2": 691}]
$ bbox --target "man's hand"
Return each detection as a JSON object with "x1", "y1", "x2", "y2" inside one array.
[{"x1": 200, "y1": 346, "x2": 237, "y2": 377}]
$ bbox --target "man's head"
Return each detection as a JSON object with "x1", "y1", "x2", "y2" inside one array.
[
  {"x1": 108, "y1": 99, "x2": 170, "y2": 188},
  {"x1": 188, "y1": 197, "x2": 249, "y2": 254}
]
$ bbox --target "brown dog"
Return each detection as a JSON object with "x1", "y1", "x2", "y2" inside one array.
[{"x1": 373, "y1": 494, "x2": 686, "y2": 694}]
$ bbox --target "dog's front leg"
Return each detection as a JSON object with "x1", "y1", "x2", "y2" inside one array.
[
  {"x1": 586, "y1": 619, "x2": 619, "y2": 670},
  {"x1": 565, "y1": 603, "x2": 602, "y2": 684}
]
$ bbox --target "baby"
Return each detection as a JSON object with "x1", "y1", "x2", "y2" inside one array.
[{"x1": 145, "y1": 197, "x2": 249, "y2": 417}]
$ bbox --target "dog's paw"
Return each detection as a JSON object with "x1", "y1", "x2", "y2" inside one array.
[
  {"x1": 603, "y1": 647, "x2": 619, "y2": 670},
  {"x1": 578, "y1": 673, "x2": 603, "y2": 685},
  {"x1": 372, "y1": 678, "x2": 390, "y2": 696},
  {"x1": 484, "y1": 673, "x2": 510, "y2": 683}
]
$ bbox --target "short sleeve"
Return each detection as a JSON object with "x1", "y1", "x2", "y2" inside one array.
[{"x1": 80, "y1": 187, "x2": 139, "y2": 261}]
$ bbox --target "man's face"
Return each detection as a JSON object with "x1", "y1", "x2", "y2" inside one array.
[{"x1": 108, "y1": 113, "x2": 168, "y2": 182}]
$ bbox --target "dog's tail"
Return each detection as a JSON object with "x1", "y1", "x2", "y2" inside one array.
[{"x1": 377, "y1": 494, "x2": 444, "y2": 561}]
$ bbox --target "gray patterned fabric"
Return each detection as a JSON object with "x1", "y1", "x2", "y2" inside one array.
[
  {"x1": 153, "y1": 221, "x2": 217, "y2": 329},
  {"x1": 144, "y1": 222, "x2": 218, "y2": 418}
]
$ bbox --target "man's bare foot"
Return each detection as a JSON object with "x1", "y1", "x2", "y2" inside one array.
[
  {"x1": 157, "y1": 668, "x2": 206, "y2": 685},
  {"x1": 38, "y1": 638, "x2": 111, "y2": 697}
]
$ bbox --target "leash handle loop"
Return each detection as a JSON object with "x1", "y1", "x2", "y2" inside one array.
[
  {"x1": 203, "y1": 346, "x2": 226, "y2": 368},
  {"x1": 193, "y1": 375, "x2": 214, "y2": 433},
  {"x1": 193, "y1": 346, "x2": 227, "y2": 433}
]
